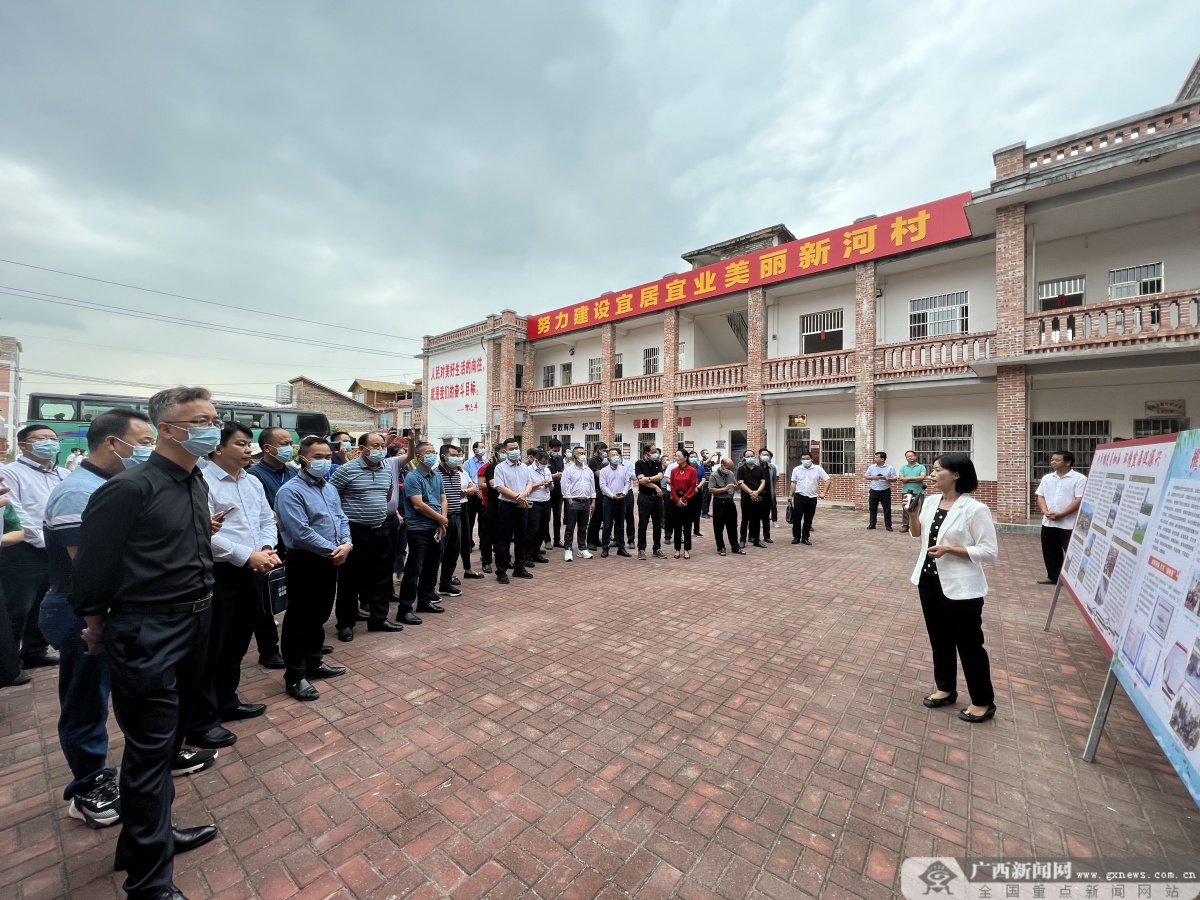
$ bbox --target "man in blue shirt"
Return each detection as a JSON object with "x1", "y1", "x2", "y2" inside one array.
[
  {"x1": 275, "y1": 437, "x2": 352, "y2": 702},
  {"x1": 864, "y1": 451, "x2": 898, "y2": 531},
  {"x1": 464, "y1": 441, "x2": 488, "y2": 555},
  {"x1": 396, "y1": 441, "x2": 448, "y2": 623}
]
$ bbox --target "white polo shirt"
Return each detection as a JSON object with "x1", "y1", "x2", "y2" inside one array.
[
  {"x1": 790, "y1": 464, "x2": 830, "y2": 498},
  {"x1": 1035, "y1": 469, "x2": 1088, "y2": 529}
]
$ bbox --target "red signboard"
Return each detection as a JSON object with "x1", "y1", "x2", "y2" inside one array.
[{"x1": 527, "y1": 192, "x2": 973, "y2": 341}]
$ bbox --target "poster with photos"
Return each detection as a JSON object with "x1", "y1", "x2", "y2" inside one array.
[
  {"x1": 1060, "y1": 434, "x2": 1176, "y2": 656},
  {"x1": 1112, "y1": 429, "x2": 1200, "y2": 806}
]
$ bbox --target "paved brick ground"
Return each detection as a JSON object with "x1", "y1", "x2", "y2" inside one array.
[{"x1": 3, "y1": 510, "x2": 1198, "y2": 899}]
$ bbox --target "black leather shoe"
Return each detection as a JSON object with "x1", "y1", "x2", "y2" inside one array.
[
  {"x1": 367, "y1": 619, "x2": 404, "y2": 632},
  {"x1": 337, "y1": 627, "x2": 353, "y2": 642},
  {"x1": 496, "y1": 573, "x2": 510, "y2": 584},
  {"x1": 801, "y1": 539, "x2": 813, "y2": 546},
  {"x1": 321, "y1": 645, "x2": 333, "y2": 654},
  {"x1": 601, "y1": 547, "x2": 609, "y2": 558},
  {"x1": 482, "y1": 564, "x2": 493, "y2": 574},
  {"x1": 416, "y1": 603, "x2": 445, "y2": 614},
  {"x1": 791, "y1": 538, "x2": 801, "y2": 544},
  {"x1": 751, "y1": 541, "x2": 766, "y2": 549},
  {"x1": 3, "y1": 669, "x2": 32, "y2": 687},
  {"x1": 923, "y1": 692, "x2": 958, "y2": 708},
  {"x1": 450, "y1": 576, "x2": 461, "y2": 586},
  {"x1": 147, "y1": 888, "x2": 189, "y2": 900},
  {"x1": 220, "y1": 703, "x2": 266, "y2": 721},
  {"x1": 258, "y1": 652, "x2": 285, "y2": 669},
  {"x1": 400, "y1": 612, "x2": 423, "y2": 625},
  {"x1": 958, "y1": 704, "x2": 997, "y2": 723},
  {"x1": 534, "y1": 555, "x2": 550, "y2": 564},
  {"x1": 463, "y1": 571, "x2": 486, "y2": 579},
  {"x1": 286, "y1": 677, "x2": 319, "y2": 702},
  {"x1": 763, "y1": 537, "x2": 773, "y2": 544},
  {"x1": 513, "y1": 569, "x2": 533, "y2": 579},
  {"x1": 115, "y1": 825, "x2": 217, "y2": 871},
  {"x1": 22, "y1": 651, "x2": 59, "y2": 668},
  {"x1": 307, "y1": 662, "x2": 347, "y2": 679},
  {"x1": 522, "y1": 559, "x2": 536, "y2": 568},
  {"x1": 615, "y1": 548, "x2": 631, "y2": 558},
  {"x1": 186, "y1": 726, "x2": 237, "y2": 749}
]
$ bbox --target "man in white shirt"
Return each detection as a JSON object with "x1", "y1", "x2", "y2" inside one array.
[
  {"x1": 492, "y1": 437, "x2": 535, "y2": 583},
  {"x1": 1035, "y1": 450, "x2": 1087, "y2": 585},
  {"x1": 523, "y1": 450, "x2": 554, "y2": 568},
  {"x1": 64, "y1": 448, "x2": 85, "y2": 472},
  {"x1": 185, "y1": 422, "x2": 283, "y2": 750},
  {"x1": 1, "y1": 424, "x2": 72, "y2": 670},
  {"x1": 789, "y1": 453, "x2": 830, "y2": 546}
]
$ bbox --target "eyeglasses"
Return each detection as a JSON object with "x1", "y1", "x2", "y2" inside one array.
[{"x1": 165, "y1": 418, "x2": 223, "y2": 428}]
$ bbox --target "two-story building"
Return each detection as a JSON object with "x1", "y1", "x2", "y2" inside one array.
[{"x1": 420, "y1": 61, "x2": 1200, "y2": 525}]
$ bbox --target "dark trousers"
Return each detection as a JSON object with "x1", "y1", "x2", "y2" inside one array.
[
  {"x1": 439, "y1": 512, "x2": 462, "y2": 588},
  {"x1": 105, "y1": 602, "x2": 211, "y2": 898},
  {"x1": 637, "y1": 492, "x2": 663, "y2": 552},
  {"x1": 586, "y1": 488, "x2": 604, "y2": 547},
  {"x1": 739, "y1": 496, "x2": 763, "y2": 543},
  {"x1": 563, "y1": 499, "x2": 591, "y2": 550},
  {"x1": 1040, "y1": 526, "x2": 1072, "y2": 581},
  {"x1": 918, "y1": 571, "x2": 994, "y2": 707},
  {"x1": 392, "y1": 517, "x2": 407, "y2": 575},
  {"x1": 282, "y1": 549, "x2": 337, "y2": 670},
  {"x1": 601, "y1": 496, "x2": 625, "y2": 548},
  {"x1": 624, "y1": 492, "x2": 635, "y2": 543},
  {"x1": 336, "y1": 521, "x2": 394, "y2": 628},
  {"x1": 550, "y1": 492, "x2": 563, "y2": 544},
  {"x1": 663, "y1": 496, "x2": 675, "y2": 544},
  {"x1": 764, "y1": 492, "x2": 777, "y2": 538},
  {"x1": 713, "y1": 497, "x2": 738, "y2": 552},
  {"x1": 40, "y1": 589, "x2": 111, "y2": 799},
  {"x1": 1, "y1": 542, "x2": 51, "y2": 663},
  {"x1": 701, "y1": 482, "x2": 712, "y2": 516},
  {"x1": 252, "y1": 602, "x2": 279, "y2": 659},
  {"x1": 398, "y1": 529, "x2": 442, "y2": 614},
  {"x1": 868, "y1": 488, "x2": 893, "y2": 529},
  {"x1": 525, "y1": 500, "x2": 548, "y2": 559},
  {"x1": 672, "y1": 501, "x2": 692, "y2": 551},
  {"x1": 190, "y1": 563, "x2": 258, "y2": 735},
  {"x1": 480, "y1": 499, "x2": 499, "y2": 566},
  {"x1": 467, "y1": 494, "x2": 483, "y2": 549},
  {"x1": 495, "y1": 502, "x2": 528, "y2": 575},
  {"x1": 792, "y1": 494, "x2": 818, "y2": 541},
  {"x1": 690, "y1": 492, "x2": 703, "y2": 536},
  {"x1": 0, "y1": 582, "x2": 19, "y2": 686},
  {"x1": 454, "y1": 509, "x2": 474, "y2": 572}
]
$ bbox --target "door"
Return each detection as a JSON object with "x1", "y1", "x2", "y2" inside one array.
[{"x1": 730, "y1": 430, "x2": 747, "y2": 459}]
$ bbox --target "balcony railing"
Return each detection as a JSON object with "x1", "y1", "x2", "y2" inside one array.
[
  {"x1": 676, "y1": 363, "x2": 747, "y2": 397},
  {"x1": 612, "y1": 373, "x2": 663, "y2": 402},
  {"x1": 876, "y1": 332, "x2": 995, "y2": 380},
  {"x1": 517, "y1": 382, "x2": 601, "y2": 410},
  {"x1": 1024, "y1": 100, "x2": 1200, "y2": 173},
  {"x1": 764, "y1": 350, "x2": 855, "y2": 389},
  {"x1": 1025, "y1": 290, "x2": 1200, "y2": 353}
]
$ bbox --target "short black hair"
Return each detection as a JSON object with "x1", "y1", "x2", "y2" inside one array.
[
  {"x1": 801, "y1": 451, "x2": 812, "y2": 459},
  {"x1": 299, "y1": 435, "x2": 331, "y2": 455},
  {"x1": 536, "y1": 450, "x2": 549, "y2": 462},
  {"x1": 17, "y1": 423, "x2": 58, "y2": 442},
  {"x1": 758, "y1": 448, "x2": 771, "y2": 456},
  {"x1": 875, "y1": 451, "x2": 887, "y2": 460},
  {"x1": 330, "y1": 431, "x2": 351, "y2": 442},
  {"x1": 936, "y1": 453, "x2": 979, "y2": 493},
  {"x1": 148, "y1": 386, "x2": 212, "y2": 426},
  {"x1": 440, "y1": 444, "x2": 461, "y2": 456},
  {"x1": 218, "y1": 421, "x2": 253, "y2": 446},
  {"x1": 548, "y1": 438, "x2": 562, "y2": 449},
  {"x1": 595, "y1": 442, "x2": 608, "y2": 452},
  {"x1": 86, "y1": 408, "x2": 151, "y2": 452},
  {"x1": 472, "y1": 441, "x2": 487, "y2": 451},
  {"x1": 358, "y1": 432, "x2": 383, "y2": 447},
  {"x1": 258, "y1": 426, "x2": 290, "y2": 449},
  {"x1": 503, "y1": 436, "x2": 520, "y2": 448},
  {"x1": 1053, "y1": 450, "x2": 1076, "y2": 466}
]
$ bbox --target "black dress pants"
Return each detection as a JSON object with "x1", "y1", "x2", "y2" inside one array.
[
  {"x1": 601, "y1": 496, "x2": 625, "y2": 549},
  {"x1": 918, "y1": 570, "x2": 994, "y2": 707},
  {"x1": 439, "y1": 511, "x2": 462, "y2": 588},
  {"x1": 792, "y1": 494, "x2": 818, "y2": 541},
  {"x1": 282, "y1": 549, "x2": 337, "y2": 670},
  {"x1": 454, "y1": 509, "x2": 474, "y2": 573},
  {"x1": 0, "y1": 543, "x2": 51, "y2": 662},
  {"x1": 525, "y1": 500, "x2": 548, "y2": 559},
  {"x1": 713, "y1": 497, "x2": 738, "y2": 552},
  {"x1": 739, "y1": 496, "x2": 762, "y2": 543},
  {"x1": 398, "y1": 528, "x2": 442, "y2": 615},
  {"x1": 1040, "y1": 526, "x2": 1072, "y2": 581},
  {"x1": 190, "y1": 563, "x2": 257, "y2": 735},
  {"x1": 105, "y1": 601, "x2": 211, "y2": 899},
  {"x1": 868, "y1": 488, "x2": 893, "y2": 529},
  {"x1": 550, "y1": 491, "x2": 563, "y2": 544},
  {"x1": 336, "y1": 521, "x2": 393, "y2": 629},
  {"x1": 495, "y1": 502, "x2": 528, "y2": 575},
  {"x1": 563, "y1": 499, "x2": 591, "y2": 550},
  {"x1": 480, "y1": 499, "x2": 498, "y2": 567},
  {"x1": 637, "y1": 492, "x2": 663, "y2": 552}
]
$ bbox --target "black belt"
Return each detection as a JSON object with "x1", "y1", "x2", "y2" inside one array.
[
  {"x1": 350, "y1": 520, "x2": 386, "y2": 530},
  {"x1": 115, "y1": 592, "x2": 213, "y2": 615}
]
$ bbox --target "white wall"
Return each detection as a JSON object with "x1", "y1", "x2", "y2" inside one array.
[
  {"x1": 1030, "y1": 364, "x2": 1200, "y2": 438},
  {"x1": 769, "y1": 282, "x2": 857, "y2": 359},
  {"x1": 531, "y1": 334, "x2": 603, "y2": 386},
  {"x1": 875, "y1": 385, "x2": 998, "y2": 481},
  {"x1": 876, "y1": 254, "x2": 998, "y2": 344},
  {"x1": 615, "y1": 322, "x2": 666, "y2": 375},
  {"x1": 528, "y1": 412, "x2": 605, "y2": 450},
  {"x1": 425, "y1": 344, "x2": 488, "y2": 446},
  {"x1": 672, "y1": 403, "x2": 748, "y2": 456},
  {"x1": 1035, "y1": 211, "x2": 1200, "y2": 306}
]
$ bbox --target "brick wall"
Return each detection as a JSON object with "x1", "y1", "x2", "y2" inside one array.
[
  {"x1": 992, "y1": 143, "x2": 1027, "y2": 180},
  {"x1": 994, "y1": 202, "x2": 1028, "y2": 525},
  {"x1": 498, "y1": 311, "x2": 517, "y2": 440},
  {"x1": 662, "y1": 310, "x2": 679, "y2": 453},
  {"x1": 289, "y1": 382, "x2": 376, "y2": 429},
  {"x1": 746, "y1": 287, "x2": 766, "y2": 451},
  {"x1": 853, "y1": 262, "x2": 877, "y2": 512},
  {"x1": 600, "y1": 323, "x2": 616, "y2": 441}
]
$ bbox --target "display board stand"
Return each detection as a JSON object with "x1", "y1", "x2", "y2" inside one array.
[
  {"x1": 1082, "y1": 669, "x2": 1119, "y2": 763},
  {"x1": 1043, "y1": 576, "x2": 1064, "y2": 632}
]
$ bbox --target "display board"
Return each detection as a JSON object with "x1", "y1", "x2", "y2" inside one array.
[
  {"x1": 1111, "y1": 429, "x2": 1200, "y2": 805},
  {"x1": 1060, "y1": 435, "x2": 1176, "y2": 656}
]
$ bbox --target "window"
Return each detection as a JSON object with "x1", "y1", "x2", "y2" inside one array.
[
  {"x1": 820, "y1": 427, "x2": 855, "y2": 475},
  {"x1": 677, "y1": 342, "x2": 686, "y2": 370},
  {"x1": 615, "y1": 353, "x2": 624, "y2": 378},
  {"x1": 588, "y1": 357, "x2": 602, "y2": 381},
  {"x1": 561, "y1": 363, "x2": 572, "y2": 386},
  {"x1": 35, "y1": 397, "x2": 80, "y2": 421},
  {"x1": 909, "y1": 292, "x2": 969, "y2": 340},
  {"x1": 82, "y1": 398, "x2": 149, "y2": 421},
  {"x1": 401, "y1": 410, "x2": 412, "y2": 429},
  {"x1": 585, "y1": 434, "x2": 601, "y2": 456},
  {"x1": 1109, "y1": 262, "x2": 1163, "y2": 300},
  {"x1": 538, "y1": 434, "x2": 553, "y2": 450},
  {"x1": 515, "y1": 364, "x2": 524, "y2": 389},
  {"x1": 1133, "y1": 417, "x2": 1186, "y2": 437},
  {"x1": 274, "y1": 412, "x2": 330, "y2": 436},
  {"x1": 542, "y1": 365, "x2": 555, "y2": 388},
  {"x1": 1030, "y1": 420, "x2": 1110, "y2": 480},
  {"x1": 911, "y1": 424, "x2": 973, "y2": 469},
  {"x1": 353, "y1": 392, "x2": 366, "y2": 403},
  {"x1": 801, "y1": 310, "x2": 844, "y2": 354},
  {"x1": 785, "y1": 427, "x2": 811, "y2": 475},
  {"x1": 223, "y1": 407, "x2": 270, "y2": 430},
  {"x1": 643, "y1": 347, "x2": 660, "y2": 375},
  {"x1": 638, "y1": 432, "x2": 657, "y2": 456},
  {"x1": 1037, "y1": 276, "x2": 1085, "y2": 311}
]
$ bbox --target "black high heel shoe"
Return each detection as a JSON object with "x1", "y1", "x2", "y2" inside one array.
[
  {"x1": 958, "y1": 704, "x2": 997, "y2": 723},
  {"x1": 922, "y1": 691, "x2": 958, "y2": 708}
]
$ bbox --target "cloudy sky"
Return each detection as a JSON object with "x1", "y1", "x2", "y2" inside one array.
[{"x1": 0, "y1": 1, "x2": 1194, "y2": 410}]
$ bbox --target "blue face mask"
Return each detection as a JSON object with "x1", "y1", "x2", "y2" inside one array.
[
  {"x1": 445, "y1": 456, "x2": 462, "y2": 467},
  {"x1": 507, "y1": 449, "x2": 522, "y2": 461},
  {"x1": 115, "y1": 439, "x2": 153, "y2": 469},
  {"x1": 689, "y1": 457, "x2": 698, "y2": 465},
  {"x1": 475, "y1": 448, "x2": 487, "y2": 458},
  {"x1": 802, "y1": 459, "x2": 812, "y2": 468},
  {"x1": 760, "y1": 454, "x2": 771, "y2": 463},
  {"x1": 650, "y1": 453, "x2": 660, "y2": 460},
  {"x1": 368, "y1": 448, "x2": 386, "y2": 462},
  {"x1": 170, "y1": 425, "x2": 222, "y2": 457},
  {"x1": 307, "y1": 458, "x2": 332, "y2": 477},
  {"x1": 30, "y1": 439, "x2": 61, "y2": 460},
  {"x1": 744, "y1": 458, "x2": 755, "y2": 466},
  {"x1": 273, "y1": 445, "x2": 294, "y2": 463},
  {"x1": 423, "y1": 453, "x2": 440, "y2": 468}
]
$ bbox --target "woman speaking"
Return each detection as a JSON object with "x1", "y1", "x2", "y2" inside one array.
[{"x1": 909, "y1": 454, "x2": 999, "y2": 723}]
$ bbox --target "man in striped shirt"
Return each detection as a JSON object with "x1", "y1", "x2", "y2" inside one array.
[{"x1": 436, "y1": 445, "x2": 466, "y2": 598}]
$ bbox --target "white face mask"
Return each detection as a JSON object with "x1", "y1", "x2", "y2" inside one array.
[{"x1": 802, "y1": 459, "x2": 812, "y2": 468}]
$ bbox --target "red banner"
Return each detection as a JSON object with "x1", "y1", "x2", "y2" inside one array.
[{"x1": 527, "y1": 192, "x2": 973, "y2": 341}]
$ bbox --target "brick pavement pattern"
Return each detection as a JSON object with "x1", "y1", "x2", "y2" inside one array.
[{"x1": 2, "y1": 511, "x2": 1198, "y2": 899}]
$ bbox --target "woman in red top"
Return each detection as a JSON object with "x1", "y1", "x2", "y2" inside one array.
[{"x1": 669, "y1": 450, "x2": 698, "y2": 559}]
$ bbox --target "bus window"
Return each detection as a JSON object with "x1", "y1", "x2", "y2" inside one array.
[
  {"x1": 34, "y1": 398, "x2": 79, "y2": 421},
  {"x1": 81, "y1": 399, "x2": 135, "y2": 421},
  {"x1": 272, "y1": 412, "x2": 297, "y2": 430},
  {"x1": 296, "y1": 413, "x2": 329, "y2": 436},
  {"x1": 230, "y1": 409, "x2": 270, "y2": 430}
]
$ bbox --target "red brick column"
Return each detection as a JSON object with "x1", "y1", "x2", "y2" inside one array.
[
  {"x1": 853, "y1": 262, "x2": 877, "y2": 512},
  {"x1": 746, "y1": 287, "x2": 766, "y2": 451},
  {"x1": 484, "y1": 314, "x2": 500, "y2": 445},
  {"x1": 520, "y1": 340, "x2": 536, "y2": 448},
  {"x1": 993, "y1": 143, "x2": 1027, "y2": 181},
  {"x1": 662, "y1": 309, "x2": 679, "y2": 453},
  {"x1": 994, "y1": 202, "x2": 1029, "y2": 524},
  {"x1": 600, "y1": 323, "x2": 615, "y2": 441},
  {"x1": 498, "y1": 310, "x2": 517, "y2": 441}
]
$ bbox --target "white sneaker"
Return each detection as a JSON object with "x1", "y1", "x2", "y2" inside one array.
[
  {"x1": 578, "y1": 549, "x2": 593, "y2": 559},
  {"x1": 564, "y1": 549, "x2": 573, "y2": 562}
]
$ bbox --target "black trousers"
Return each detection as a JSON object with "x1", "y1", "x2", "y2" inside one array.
[
  {"x1": 918, "y1": 570, "x2": 994, "y2": 707},
  {"x1": 525, "y1": 500, "x2": 549, "y2": 559},
  {"x1": 495, "y1": 502, "x2": 528, "y2": 575},
  {"x1": 563, "y1": 499, "x2": 591, "y2": 550},
  {"x1": 550, "y1": 491, "x2": 563, "y2": 544},
  {"x1": 663, "y1": 496, "x2": 675, "y2": 544},
  {"x1": 453, "y1": 508, "x2": 473, "y2": 573},
  {"x1": 601, "y1": 496, "x2": 625, "y2": 548},
  {"x1": 0, "y1": 585, "x2": 18, "y2": 685},
  {"x1": 190, "y1": 563, "x2": 257, "y2": 735},
  {"x1": 336, "y1": 521, "x2": 394, "y2": 629},
  {"x1": 739, "y1": 496, "x2": 763, "y2": 543},
  {"x1": 282, "y1": 549, "x2": 337, "y2": 670},
  {"x1": 480, "y1": 499, "x2": 499, "y2": 567},
  {"x1": 713, "y1": 497, "x2": 738, "y2": 551},
  {"x1": 586, "y1": 486, "x2": 604, "y2": 547},
  {"x1": 1040, "y1": 526, "x2": 1072, "y2": 581},
  {"x1": 689, "y1": 492, "x2": 702, "y2": 536},
  {"x1": 637, "y1": 492, "x2": 663, "y2": 552},
  {"x1": 106, "y1": 601, "x2": 211, "y2": 898},
  {"x1": 792, "y1": 494, "x2": 818, "y2": 541},
  {"x1": 398, "y1": 528, "x2": 442, "y2": 614},
  {"x1": 672, "y1": 501, "x2": 692, "y2": 551},
  {"x1": 439, "y1": 511, "x2": 462, "y2": 588},
  {"x1": 763, "y1": 492, "x2": 777, "y2": 538},
  {"x1": 624, "y1": 492, "x2": 635, "y2": 543},
  {"x1": 0, "y1": 542, "x2": 51, "y2": 662},
  {"x1": 868, "y1": 488, "x2": 893, "y2": 529}
]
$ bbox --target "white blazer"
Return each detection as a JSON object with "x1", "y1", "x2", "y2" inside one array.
[{"x1": 909, "y1": 494, "x2": 999, "y2": 599}]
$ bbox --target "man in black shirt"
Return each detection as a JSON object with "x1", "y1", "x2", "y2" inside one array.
[
  {"x1": 634, "y1": 445, "x2": 667, "y2": 560},
  {"x1": 736, "y1": 451, "x2": 768, "y2": 549},
  {"x1": 73, "y1": 386, "x2": 221, "y2": 900},
  {"x1": 547, "y1": 438, "x2": 565, "y2": 548},
  {"x1": 585, "y1": 442, "x2": 607, "y2": 550}
]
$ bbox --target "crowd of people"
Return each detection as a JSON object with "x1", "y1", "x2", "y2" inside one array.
[{"x1": 0, "y1": 382, "x2": 1092, "y2": 900}]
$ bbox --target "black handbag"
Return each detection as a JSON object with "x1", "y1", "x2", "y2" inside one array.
[
  {"x1": 785, "y1": 501, "x2": 794, "y2": 524},
  {"x1": 263, "y1": 567, "x2": 288, "y2": 616}
]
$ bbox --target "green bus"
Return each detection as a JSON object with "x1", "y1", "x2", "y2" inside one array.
[{"x1": 26, "y1": 392, "x2": 332, "y2": 455}]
